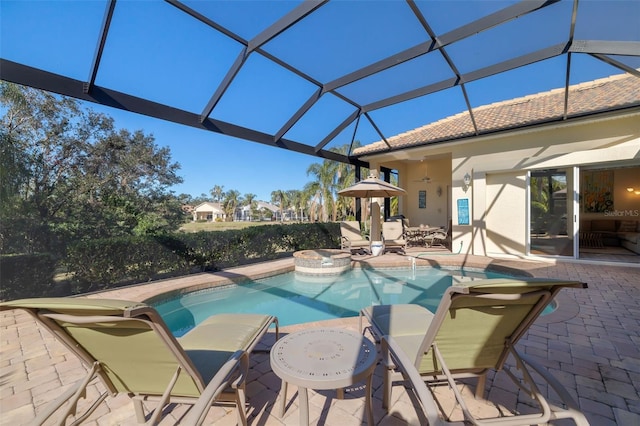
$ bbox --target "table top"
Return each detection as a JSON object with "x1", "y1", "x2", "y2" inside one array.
[
  {"x1": 407, "y1": 226, "x2": 441, "y2": 233},
  {"x1": 270, "y1": 328, "x2": 377, "y2": 390}
]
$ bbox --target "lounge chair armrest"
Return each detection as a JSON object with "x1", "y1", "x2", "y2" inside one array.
[
  {"x1": 381, "y1": 336, "x2": 453, "y2": 426},
  {"x1": 518, "y1": 353, "x2": 589, "y2": 426},
  {"x1": 179, "y1": 350, "x2": 249, "y2": 426},
  {"x1": 34, "y1": 361, "x2": 108, "y2": 426}
]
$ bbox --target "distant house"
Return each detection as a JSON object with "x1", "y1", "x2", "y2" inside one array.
[
  {"x1": 192, "y1": 202, "x2": 225, "y2": 222},
  {"x1": 238, "y1": 201, "x2": 280, "y2": 221}
]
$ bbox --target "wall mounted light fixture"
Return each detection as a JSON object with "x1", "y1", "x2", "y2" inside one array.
[
  {"x1": 628, "y1": 187, "x2": 640, "y2": 195},
  {"x1": 462, "y1": 173, "x2": 472, "y2": 192}
]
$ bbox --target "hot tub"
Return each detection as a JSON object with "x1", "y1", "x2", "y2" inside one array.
[{"x1": 293, "y1": 249, "x2": 352, "y2": 275}]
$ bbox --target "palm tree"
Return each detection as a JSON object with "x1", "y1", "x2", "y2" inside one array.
[
  {"x1": 222, "y1": 189, "x2": 241, "y2": 221},
  {"x1": 210, "y1": 185, "x2": 224, "y2": 203},
  {"x1": 243, "y1": 193, "x2": 256, "y2": 221},
  {"x1": 270, "y1": 189, "x2": 288, "y2": 222},
  {"x1": 303, "y1": 181, "x2": 320, "y2": 222},
  {"x1": 287, "y1": 189, "x2": 304, "y2": 221},
  {"x1": 389, "y1": 172, "x2": 400, "y2": 217},
  {"x1": 331, "y1": 144, "x2": 363, "y2": 220},
  {"x1": 306, "y1": 142, "x2": 367, "y2": 222},
  {"x1": 306, "y1": 160, "x2": 338, "y2": 222}
]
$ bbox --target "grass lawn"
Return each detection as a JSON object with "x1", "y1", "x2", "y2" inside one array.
[{"x1": 179, "y1": 221, "x2": 284, "y2": 233}]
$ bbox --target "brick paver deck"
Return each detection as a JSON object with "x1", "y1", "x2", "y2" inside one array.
[{"x1": 1, "y1": 250, "x2": 638, "y2": 425}]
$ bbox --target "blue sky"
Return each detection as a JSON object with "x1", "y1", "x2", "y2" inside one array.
[
  {"x1": 88, "y1": 104, "x2": 322, "y2": 201},
  {"x1": 2, "y1": 0, "x2": 638, "y2": 201}
]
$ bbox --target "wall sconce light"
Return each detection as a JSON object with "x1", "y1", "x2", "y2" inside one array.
[
  {"x1": 462, "y1": 172, "x2": 472, "y2": 192},
  {"x1": 437, "y1": 186, "x2": 442, "y2": 197},
  {"x1": 627, "y1": 187, "x2": 634, "y2": 192},
  {"x1": 628, "y1": 187, "x2": 640, "y2": 195}
]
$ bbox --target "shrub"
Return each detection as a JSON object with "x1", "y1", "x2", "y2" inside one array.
[
  {"x1": 63, "y1": 222, "x2": 341, "y2": 294},
  {"x1": 65, "y1": 235, "x2": 200, "y2": 293},
  {"x1": 0, "y1": 253, "x2": 57, "y2": 301}
]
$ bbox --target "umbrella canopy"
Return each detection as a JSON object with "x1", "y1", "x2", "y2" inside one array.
[
  {"x1": 338, "y1": 177, "x2": 406, "y2": 198},
  {"x1": 339, "y1": 176, "x2": 406, "y2": 249}
]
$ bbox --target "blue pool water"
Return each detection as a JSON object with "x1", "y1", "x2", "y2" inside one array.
[{"x1": 154, "y1": 268, "x2": 515, "y2": 336}]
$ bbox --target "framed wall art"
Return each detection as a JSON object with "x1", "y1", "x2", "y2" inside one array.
[
  {"x1": 581, "y1": 170, "x2": 613, "y2": 213},
  {"x1": 457, "y1": 198, "x2": 469, "y2": 225},
  {"x1": 418, "y1": 190, "x2": 426, "y2": 209}
]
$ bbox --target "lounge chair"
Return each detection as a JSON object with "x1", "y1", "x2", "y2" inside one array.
[
  {"x1": 360, "y1": 278, "x2": 589, "y2": 425},
  {"x1": 423, "y1": 228, "x2": 447, "y2": 248},
  {"x1": 340, "y1": 220, "x2": 370, "y2": 253},
  {"x1": 424, "y1": 219, "x2": 451, "y2": 248},
  {"x1": 382, "y1": 220, "x2": 407, "y2": 253},
  {"x1": 0, "y1": 298, "x2": 278, "y2": 425}
]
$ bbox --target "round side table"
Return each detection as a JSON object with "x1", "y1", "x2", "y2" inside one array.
[{"x1": 270, "y1": 327, "x2": 377, "y2": 425}]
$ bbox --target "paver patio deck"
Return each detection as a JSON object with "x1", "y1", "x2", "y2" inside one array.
[{"x1": 1, "y1": 249, "x2": 639, "y2": 425}]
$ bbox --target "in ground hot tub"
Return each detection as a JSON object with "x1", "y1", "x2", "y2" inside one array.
[{"x1": 293, "y1": 249, "x2": 352, "y2": 275}]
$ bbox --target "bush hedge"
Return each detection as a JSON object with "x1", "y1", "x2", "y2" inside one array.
[
  {"x1": 64, "y1": 222, "x2": 340, "y2": 294},
  {"x1": 0, "y1": 253, "x2": 58, "y2": 300}
]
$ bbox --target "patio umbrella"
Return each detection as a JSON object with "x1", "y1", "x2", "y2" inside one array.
[
  {"x1": 339, "y1": 176, "x2": 406, "y2": 249},
  {"x1": 338, "y1": 176, "x2": 406, "y2": 198}
]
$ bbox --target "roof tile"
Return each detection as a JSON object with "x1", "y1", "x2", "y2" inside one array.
[{"x1": 354, "y1": 73, "x2": 640, "y2": 156}]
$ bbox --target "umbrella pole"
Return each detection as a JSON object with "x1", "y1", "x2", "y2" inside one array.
[{"x1": 370, "y1": 197, "x2": 383, "y2": 255}]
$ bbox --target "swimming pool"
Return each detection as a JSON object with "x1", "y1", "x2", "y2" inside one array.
[{"x1": 153, "y1": 267, "x2": 516, "y2": 336}]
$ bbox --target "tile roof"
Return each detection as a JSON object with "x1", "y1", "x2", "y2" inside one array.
[{"x1": 353, "y1": 72, "x2": 640, "y2": 156}]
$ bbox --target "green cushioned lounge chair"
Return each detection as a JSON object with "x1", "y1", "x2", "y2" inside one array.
[
  {"x1": 360, "y1": 278, "x2": 589, "y2": 425},
  {"x1": 0, "y1": 298, "x2": 278, "y2": 425}
]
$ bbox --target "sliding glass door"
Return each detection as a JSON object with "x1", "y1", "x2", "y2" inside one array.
[{"x1": 529, "y1": 169, "x2": 575, "y2": 257}]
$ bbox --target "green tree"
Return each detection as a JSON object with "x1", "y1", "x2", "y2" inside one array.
[
  {"x1": 223, "y1": 190, "x2": 241, "y2": 221},
  {"x1": 304, "y1": 142, "x2": 367, "y2": 222},
  {"x1": 270, "y1": 189, "x2": 288, "y2": 222},
  {"x1": 191, "y1": 193, "x2": 211, "y2": 205},
  {"x1": 303, "y1": 182, "x2": 321, "y2": 222},
  {"x1": 78, "y1": 129, "x2": 183, "y2": 236},
  {"x1": 287, "y1": 190, "x2": 304, "y2": 221},
  {"x1": 0, "y1": 82, "x2": 183, "y2": 253},
  {"x1": 243, "y1": 193, "x2": 257, "y2": 221},
  {"x1": 211, "y1": 185, "x2": 224, "y2": 203},
  {"x1": 331, "y1": 143, "x2": 364, "y2": 220}
]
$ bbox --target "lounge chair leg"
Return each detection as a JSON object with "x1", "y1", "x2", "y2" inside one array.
[
  {"x1": 365, "y1": 373, "x2": 374, "y2": 425},
  {"x1": 236, "y1": 385, "x2": 248, "y2": 426},
  {"x1": 382, "y1": 370, "x2": 392, "y2": 411},
  {"x1": 475, "y1": 374, "x2": 486, "y2": 399},
  {"x1": 380, "y1": 339, "x2": 393, "y2": 411},
  {"x1": 133, "y1": 398, "x2": 146, "y2": 423}
]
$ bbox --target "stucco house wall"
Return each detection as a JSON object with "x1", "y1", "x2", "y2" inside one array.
[
  {"x1": 359, "y1": 73, "x2": 640, "y2": 259},
  {"x1": 447, "y1": 111, "x2": 639, "y2": 257},
  {"x1": 367, "y1": 111, "x2": 639, "y2": 258}
]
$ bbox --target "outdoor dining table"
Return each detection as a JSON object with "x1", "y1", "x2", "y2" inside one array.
[{"x1": 405, "y1": 226, "x2": 442, "y2": 247}]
